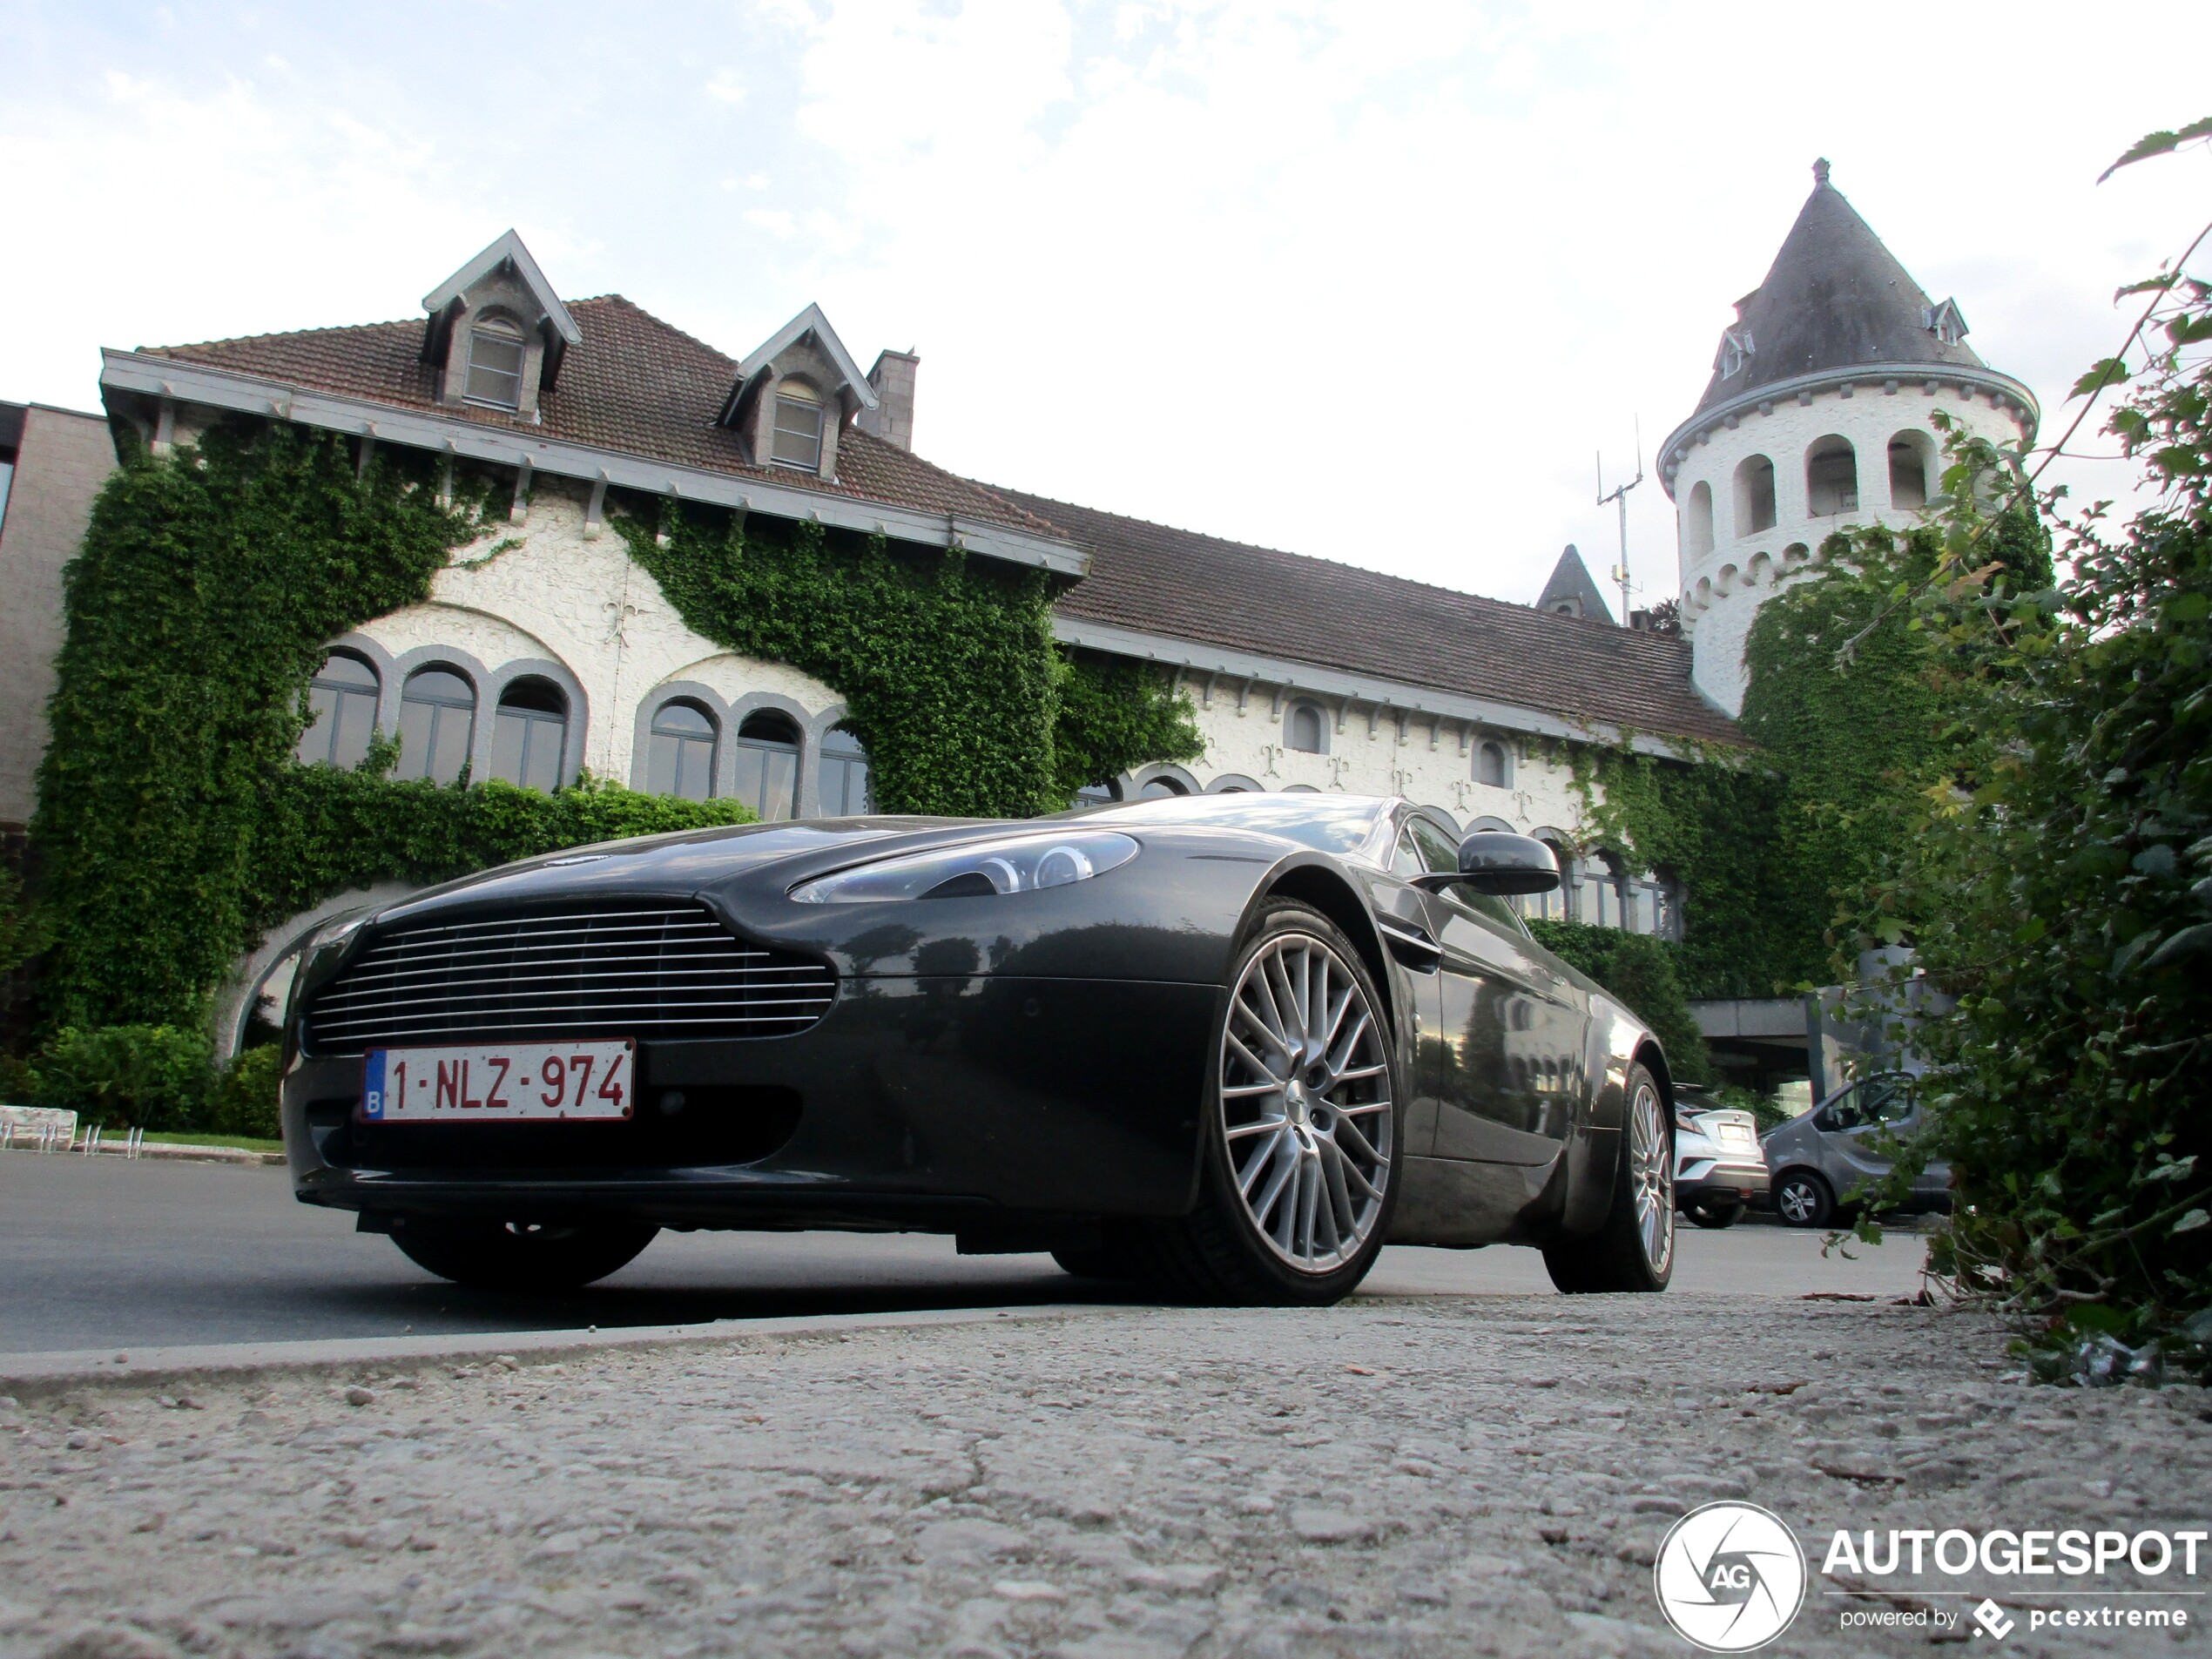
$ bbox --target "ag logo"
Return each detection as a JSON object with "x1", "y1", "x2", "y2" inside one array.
[{"x1": 1652, "y1": 1501, "x2": 1807, "y2": 1652}]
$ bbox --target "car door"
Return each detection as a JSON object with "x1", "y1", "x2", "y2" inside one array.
[
  {"x1": 1817, "y1": 1075, "x2": 1909, "y2": 1198},
  {"x1": 1397, "y1": 814, "x2": 1587, "y2": 1165}
]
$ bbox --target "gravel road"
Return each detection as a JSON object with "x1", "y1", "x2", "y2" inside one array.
[{"x1": 2, "y1": 1296, "x2": 2205, "y2": 1658}]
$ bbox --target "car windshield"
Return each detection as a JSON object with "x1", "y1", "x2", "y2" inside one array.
[{"x1": 1086, "y1": 792, "x2": 1392, "y2": 857}]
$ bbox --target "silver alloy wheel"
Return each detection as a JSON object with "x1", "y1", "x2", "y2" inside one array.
[
  {"x1": 1219, "y1": 931, "x2": 1393, "y2": 1273},
  {"x1": 1777, "y1": 1177, "x2": 1820, "y2": 1225},
  {"x1": 1629, "y1": 1077, "x2": 1675, "y2": 1278}
]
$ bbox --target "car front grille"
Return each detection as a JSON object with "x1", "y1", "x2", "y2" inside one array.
[{"x1": 302, "y1": 903, "x2": 835, "y2": 1055}]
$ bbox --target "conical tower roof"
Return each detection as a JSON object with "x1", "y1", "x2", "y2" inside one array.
[
  {"x1": 1690, "y1": 159, "x2": 1982, "y2": 417},
  {"x1": 1534, "y1": 544, "x2": 1615, "y2": 624}
]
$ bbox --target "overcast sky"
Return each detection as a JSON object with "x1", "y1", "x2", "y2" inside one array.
[{"x1": 2, "y1": 2, "x2": 2202, "y2": 612}]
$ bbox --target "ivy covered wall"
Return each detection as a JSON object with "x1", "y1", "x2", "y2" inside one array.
[{"x1": 26, "y1": 419, "x2": 1199, "y2": 1039}]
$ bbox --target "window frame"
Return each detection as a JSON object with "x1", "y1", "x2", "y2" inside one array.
[
  {"x1": 771, "y1": 383, "x2": 826, "y2": 472},
  {"x1": 647, "y1": 698, "x2": 721, "y2": 803},
  {"x1": 489, "y1": 678, "x2": 569, "y2": 793},
  {"x1": 462, "y1": 317, "x2": 529, "y2": 412},
  {"x1": 299, "y1": 651, "x2": 381, "y2": 770},
  {"x1": 396, "y1": 665, "x2": 478, "y2": 786}
]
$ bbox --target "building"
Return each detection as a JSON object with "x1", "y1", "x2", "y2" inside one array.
[
  {"x1": 1660, "y1": 159, "x2": 2038, "y2": 716},
  {"x1": 3, "y1": 161, "x2": 2023, "y2": 1065}
]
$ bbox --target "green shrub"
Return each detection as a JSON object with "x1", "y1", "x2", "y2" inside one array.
[
  {"x1": 1526, "y1": 920, "x2": 1711, "y2": 1086},
  {"x1": 207, "y1": 1043, "x2": 284, "y2": 1141},
  {"x1": 0, "y1": 1053, "x2": 36, "y2": 1105},
  {"x1": 33, "y1": 1024, "x2": 212, "y2": 1130}
]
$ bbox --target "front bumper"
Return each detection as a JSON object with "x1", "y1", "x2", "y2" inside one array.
[
  {"x1": 287, "y1": 974, "x2": 1221, "y2": 1232},
  {"x1": 1676, "y1": 1155, "x2": 1770, "y2": 1210}
]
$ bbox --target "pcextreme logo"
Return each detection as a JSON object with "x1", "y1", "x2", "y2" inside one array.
[{"x1": 1653, "y1": 1502, "x2": 1809, "y2": 1652}]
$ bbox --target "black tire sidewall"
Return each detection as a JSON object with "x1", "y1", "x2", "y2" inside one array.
[{"x1": 1195, "y1": 900, "x2": 1403, "y2": 1305}]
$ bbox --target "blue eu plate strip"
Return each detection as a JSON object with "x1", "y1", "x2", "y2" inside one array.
[{"x1": 362, "y1": 1049, "x2": 388, "y2": 1120}]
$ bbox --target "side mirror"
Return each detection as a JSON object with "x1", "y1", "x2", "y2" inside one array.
[{"x1": 1410, "y1": 832, "x2": 1561, "y2": 895}]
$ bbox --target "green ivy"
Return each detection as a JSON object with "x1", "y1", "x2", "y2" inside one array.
[{"x1": 617, "y1": 502, "x2": 1200, "y2": 818}]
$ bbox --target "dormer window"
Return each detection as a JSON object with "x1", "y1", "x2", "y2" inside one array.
[
  {"x1": 1717, "y1": 327, "x2": 1755, "y2": 379},
  {"x1": 772, "y1": 381, "x2": 825, "y2": 471},
  {"x1": 464, "y1": 317, "x2": 528, "y2": 410},
  {"x1": 1923, "y1": 297, "x2": 1969, "y2": 347}
]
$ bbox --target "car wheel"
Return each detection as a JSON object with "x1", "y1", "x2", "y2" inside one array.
[
  {"x1": 1542, "y1": 1063, "x2": 1674, "y2": 1293},
  {"x1": 390, "y1": 1218, "x2": 658, "y2": 1291},
  {"x1": 1772, "y1": 1170, "x2": 1834, "y2": 1229},
  {"x1": 1124, "y1": 899, "x2": 1400, "y2": 1307},
  {"x1": 1686, "y1": 1200, "x2": 1743, "y2": 1230}
]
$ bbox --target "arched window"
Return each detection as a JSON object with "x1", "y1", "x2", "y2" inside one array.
[
  {"x1": 772, "y1": 380, "x2": 824, "y2": 471},
  {"x1": 298, "y1": 651, "x2": 379, "y2": 769},
  {"x1": 489, "y1": 678, "x2": 567, "y2": 792},
  {"x1": 1733, "y1": 455, "x2": 1777, "y2": 536},
  {"x1": 1685, "y1": 482, "x2": 1715, "y2": 558},
  {"x1": 1806, "y1": 436, "x2": 1859, "y2": 516},
  {"x1": 647, "y1": 699, "x2": 719, "y2": 802},
  {"x1": 1581, "y1": 851, "x2": 1629, "y2": 929},
  {"x1": 732, "y1": 711, "x2": 801, "y2": 820},
  {"x1": 1475, "y1": 740, "x2": 1509, "y2": 789},
  {"x1": 1285, "y1": 701, "x2": 1326, "y2": 754},
  {"x1": 398, "y1": 666, "x2": 475, "y2": 785},
  {"x1": 818, "y1": 725, "x2": 872, "y2": 815},
  {"x1": 1887, "y1": 431, "x2": 1933, "y2": 510},
  {"x1": 464, "y1": 316, "x2": 527, "y2": 411},
  {"x1": 1138, "y1": 775, "x2": 1188, "y2": 799}
]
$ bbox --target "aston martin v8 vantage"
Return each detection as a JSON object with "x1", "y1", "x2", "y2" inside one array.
[{"x1": 283, "y1": 793, "x2": 1679, "y2": 1305}]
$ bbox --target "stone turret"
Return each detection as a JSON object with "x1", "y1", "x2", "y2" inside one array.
[{"x1": 1658, "y1": 161, "x2": 2038, "y2": 715}]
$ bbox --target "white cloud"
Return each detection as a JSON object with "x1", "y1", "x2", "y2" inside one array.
[{"x1": 705, "y1": 67, "x2": 746, "y2": 103}]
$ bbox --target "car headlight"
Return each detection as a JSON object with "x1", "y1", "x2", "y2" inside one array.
[
  {"x1": 790, "y1": 831, "x2": 1140, "y2": 904},
  {"x1": 305, "y1": 908, "x2": 375, "y2": 955}
]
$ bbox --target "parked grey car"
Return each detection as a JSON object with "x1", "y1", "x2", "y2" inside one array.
[
  {"x1": 1670, "y1": 1084, "x2": 1769, "y2": 1229},
  {"x1": 1762, "y1": 1071, "x2": 1951, "y2": 1228}
]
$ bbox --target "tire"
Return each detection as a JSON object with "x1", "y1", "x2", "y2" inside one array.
[
  {"x1": 1543, "y1": 1063, "x2": 1675, "y2": 1293},
  {"x1": 1123, "y1": 899, "x2": 1402, "y2": 1307},
  {"x1": 390, "y1": 1218, "x2": 658, "y2": 1291},
  {"x1": 1686, "y1": 1200, "x2": 1744, "y2": 1230},
  {"x1": 1773, "y1": 1170, "x2": 1834, "y2": 1229}
]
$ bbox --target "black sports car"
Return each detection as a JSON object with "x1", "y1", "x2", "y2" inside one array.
[{"x1": 283, "y1": 793, "x2": 1678, "y2": 1305}]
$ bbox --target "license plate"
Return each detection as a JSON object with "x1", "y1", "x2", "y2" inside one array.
[{"x1": 361, "y1": 1040, "x2": 636, "y2": 1123}]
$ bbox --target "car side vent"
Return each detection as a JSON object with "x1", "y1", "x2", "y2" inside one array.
[{"x1": 302, "y1": 904, "x2": 834, "y2": 1055}]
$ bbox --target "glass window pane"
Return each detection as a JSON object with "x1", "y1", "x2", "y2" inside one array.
[
  {"x1": 654, "y1": 701, "x2": 715, "y2": 738},
  {"x1": 491, "y1": 709, "x2": 529, "y2": 785},
  {"x1": 331, "y1": 687, "x2": 375, "y2": 769},
  {"x1": 429, "y1": 705, "x2": 472, "y2": 784},
  {"x1": 318, "y1": 653, "x2": 377, "y2": 691},
  {"x1": 761, "y1": 746, "x2": 797, "y2": 820},
  {"x1": 730, "y1": 745, "x2": 765, "y2": 813},
  {"x1": 466, "y1": 329, "x2": 526, "y2": 408},
  {"x1": 396, "y1": 699, "x2": 433, "y2": 779},
  {"x1": 1409, "y1": 816, "x2": 1460, "y2": 873},
  {"x1": 772, "y1": 398, "x2": 823, "y2": 469},
  {"x1": 405, "y1": 669, "x2": 473, "y2": 706}
]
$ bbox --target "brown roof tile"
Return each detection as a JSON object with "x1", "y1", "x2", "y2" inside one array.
[
  {"x1": 143, "y1": 298, "x2": 1059, "y2": 536},
  {"x1": 1009, "y1": 490, "x2": 1743, "y2": 747}
]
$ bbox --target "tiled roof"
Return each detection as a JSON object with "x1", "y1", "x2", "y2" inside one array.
[
  {"x1": 141, "y1": 298, "x2": 1060, "y2": 537},
  {"x1": 1010, "y1": 490, "x2": 1743, "y2": 747}
]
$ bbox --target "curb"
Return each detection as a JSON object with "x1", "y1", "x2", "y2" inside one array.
[
  {"x1": 0, "y1": 1302, "x2": 1113, "y2": 1400},
  {"x1": 0, "y1": 1142, "x2": 285, "y2": 1167}
]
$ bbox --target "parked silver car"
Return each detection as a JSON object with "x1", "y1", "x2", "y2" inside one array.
[
  {"x1": 1762, "y1": 1071, "x2": 1951, "y2": 1228},
  {"x1": 1672, "y1": 1085, "x2": 1769, "y2": 1229}
]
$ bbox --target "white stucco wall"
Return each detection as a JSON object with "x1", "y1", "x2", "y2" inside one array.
[
  {"x1": 347, "y1": 480, "x2": 846, "y2": 790},
  {"x1": 1171, "y1": 693, "x2": 1587, "y2": 840},
  {"x1": 1668, "y1": 379, "x2": 2031, "y2": 715}
]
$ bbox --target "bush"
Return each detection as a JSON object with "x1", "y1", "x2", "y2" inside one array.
[
  {"x1": 207, "y1": 1043, "x2": 283, "y2": 1140},
  {"x1": 1526, "y1": 920, "x2": 1712, "y2": 1086},
  {"x1": 33, "y1": 1023, "x2": 212, "y2": 1130},
  {"x1": 0, "y1": 1053, "x2": 35, "y2": 1105}
]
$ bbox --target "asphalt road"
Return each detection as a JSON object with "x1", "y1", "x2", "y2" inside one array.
[{"x1": 0, "y1": 1150, "x2": 1931, "y2": 1355}]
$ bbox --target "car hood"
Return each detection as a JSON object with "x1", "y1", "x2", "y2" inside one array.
[{"x1": 368, "y1": 816, "x2": 978, "y2": 927}]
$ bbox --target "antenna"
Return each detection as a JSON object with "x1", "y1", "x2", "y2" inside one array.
[{"x1": 1595, "y1": 419, "x2": 1645, "y2": 625}]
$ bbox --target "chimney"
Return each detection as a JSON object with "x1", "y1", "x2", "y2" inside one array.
[{"x1": 856, "y1": 348, "x2": 919, "y2": 451}]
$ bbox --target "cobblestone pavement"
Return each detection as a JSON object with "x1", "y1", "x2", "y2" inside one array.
[{"x1": 1, "y1": 1296, "x2": 2206, "y2": 1658}]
